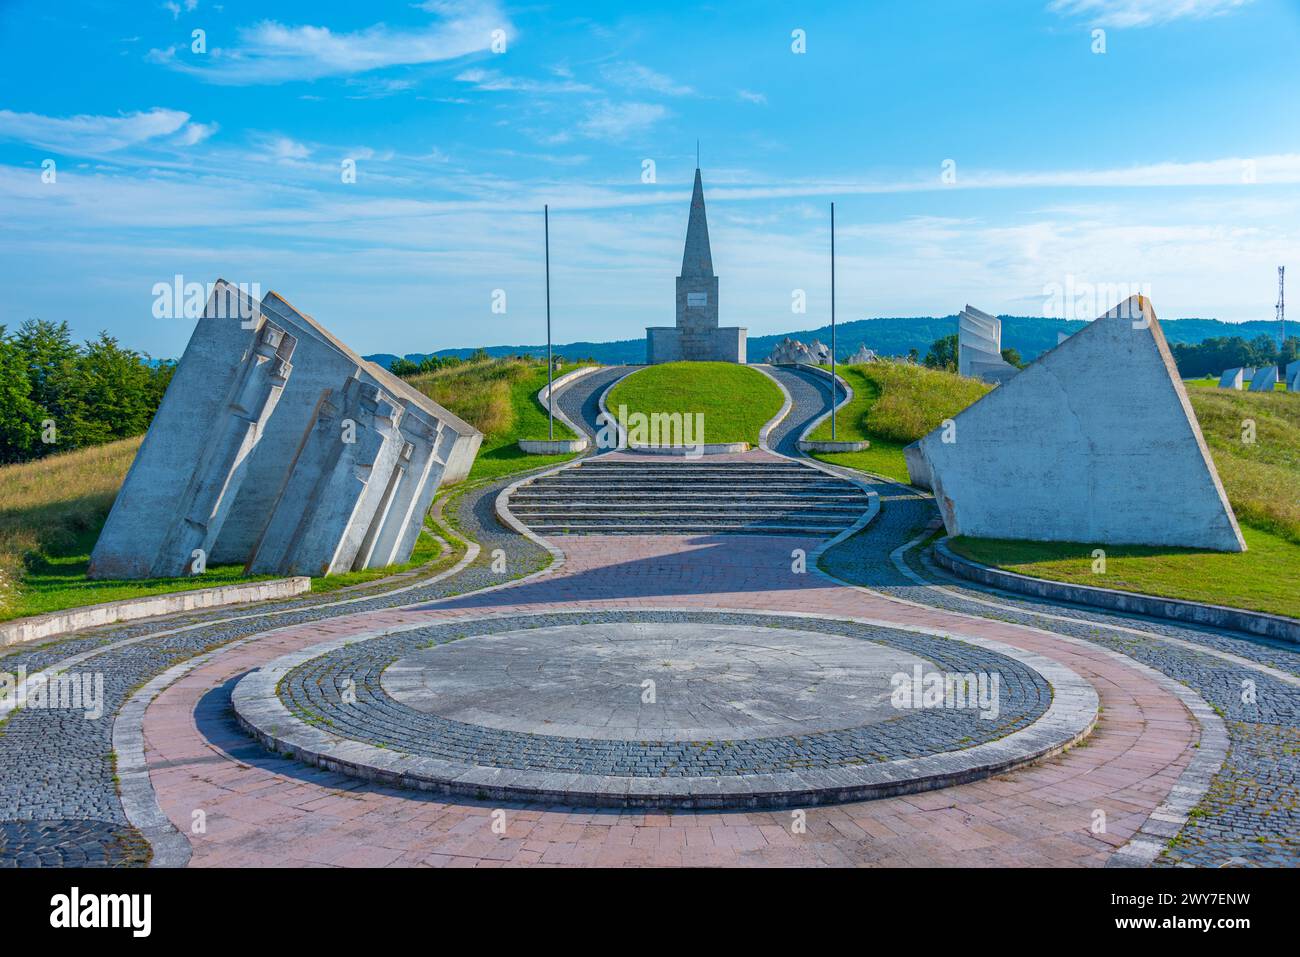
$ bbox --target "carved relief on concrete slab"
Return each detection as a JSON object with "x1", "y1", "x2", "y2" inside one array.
[{"x1": 88, "y1": 280, "x2": 482, "y2": 580}]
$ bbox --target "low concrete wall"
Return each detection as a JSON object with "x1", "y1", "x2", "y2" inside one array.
[
  {"x1": 519, "y1": 365, "x2": 602, "y2": 455},
  {"x1": 799, "y1": 439, "x2": 870, "y2": 453},
  {"x1": 518, "y1": 438, "x2": 588, "y2": 454},
  {"x1": 0, "y1": 577, "x2": 311, "y2": 648},
  {"x1": 933, "y1": 539, "x2": 1300, "y2": 644}
]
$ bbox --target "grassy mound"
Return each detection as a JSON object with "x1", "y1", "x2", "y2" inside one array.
[
  {"x1": 605, "y1": 362, "x2": 785, "y2": 445},
  {"x1": 810, "y1": 362, "x2": 991, "y2": 482},
  {"x1": 408, "y1": 356, "x2": 585, "y2": 482}
]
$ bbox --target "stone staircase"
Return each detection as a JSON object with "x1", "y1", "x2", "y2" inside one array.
[{"x1": 506, "y1": 458, "x2": 872, "y2": 536}]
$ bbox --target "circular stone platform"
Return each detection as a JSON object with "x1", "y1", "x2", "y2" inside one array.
[
  {"x1": 232, "y1": 610, "x2": 1098, "y2": 809},
  {"x1": 381, "y1": 621, "x2": 933, "y2": 741}
]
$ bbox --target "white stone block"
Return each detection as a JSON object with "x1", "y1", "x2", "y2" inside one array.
[{"x1": 916, "y1": 296, "x2": 1245, "y2": 552}]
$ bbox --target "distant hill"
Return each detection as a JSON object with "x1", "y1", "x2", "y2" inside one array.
[{"x1": 365, "y1": 317, "x2": 1283, "y2": 370}]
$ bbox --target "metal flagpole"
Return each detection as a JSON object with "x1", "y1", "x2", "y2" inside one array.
[
  {"x1": 830, "y1": 201, "x2": 837, "y2": 440},
  {"x1": 545, "y1": 204, "x2": 553, "y2": 440}
]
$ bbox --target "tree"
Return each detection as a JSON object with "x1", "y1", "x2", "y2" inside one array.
[
  {"x1": 1001, "y1": 347, "x2": 1025, "y2": 369},
  {"x1": 390, "y1": 358, "x2": 420, "y2": 377},
  {"x1": 0, "y1": 327, "x2": 39, "y2": 463},
  {"x1": 923, "y1": 334, "x2": 958, "y2": 372},
  {"x1": 1, "y1": 319, "x2": 178, "y2": 462},
  {"x1": 76, "y1": 332, "x2": 156, "y2": 442}
]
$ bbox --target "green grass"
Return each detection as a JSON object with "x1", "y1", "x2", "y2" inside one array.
[
  {"x1": 409, "y1": 357, "x2": 587, "y2": 482},
  {"x1": 605, "y1": 361, "x2": 784, "y2": 445},
  {"x1": 13, "y1": 525, "x2": 276, "y2": 618},
  {"x1": 1185, "y1": 387, "x2": 1300, "y2": 543},
  {"x1": 947, "y1": 525, "x2": 1300, "y2": 620},
  {"x1": 809, "y1": 362, "x2": 992, "y2": 483}
]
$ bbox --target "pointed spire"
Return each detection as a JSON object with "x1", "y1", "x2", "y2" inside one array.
[{"x1": 680, "y1": 166, "x2": 714, "y2": 278}]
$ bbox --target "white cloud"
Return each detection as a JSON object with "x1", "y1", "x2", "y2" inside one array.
[
  {"x1": 601, "y1": 61, "x2": 693, "y2": 96},
  {"x1": 738, "y1": 89, "x2": 767, "y2": 105},
  {"x1": 256, "y1": 135, "x2": 311, "y2": 161},
  {"x1": 162, "y1": 0, "x2": 198, "y2": 19},
  {"x1": 0, "y1": 107, "x2": 206, "y2": 154},
  {"x1": 1048, "y1": 0, "x2": 1254, "y2": 28},
  {"x1": 175, "y1": 121, "x2": 218, "y2": 146},
  {"x1": 454, "y1": 68, "x2": 595, "y2": 93},
  {"x1": 577, "y1": 101, "x2": 669, "y2": 141},
  {"x1": 152, "y1": 3, "x2": 510, "y2": 84}
]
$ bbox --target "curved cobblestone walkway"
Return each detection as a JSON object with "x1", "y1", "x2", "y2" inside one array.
[
  {"x1": 0, "y1": 474, "x2": 551, "y2": 865},
  {"x1": 2, "y1": 363, "x2": 1294, "y2": 866},
  {"x1": 812, "y1": 458, "x2": 1300, "y2": 867}
]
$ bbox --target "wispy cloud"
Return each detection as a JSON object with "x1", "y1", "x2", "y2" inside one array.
[
  {"x1": 162, "y1": 0, "x2": 198, "y2": 20},
  {"x1": 577, "y1": 101, "x2": 669, "y2": 141},
  {"x1": 454, "y1": 68, "x2": 595, "y2": 94},
  {"x1": 250, "y1": 134, "x2": 312, "y2": 162},
  {"x1": 149, "y1": 2, "x2": 510, "y2": 84},
  {"x1": 737, "y1": 89, "x2": 767, "y2": 105},
  {"x1": 0, "y1": 107, "x2": 212, "y2": 154},
  {"x1": 601, "y1": 61, "x2": 693, "y2": 96},
  {"x1": 1047, "y1": 0, "x2": 1254, "y2": 28}
]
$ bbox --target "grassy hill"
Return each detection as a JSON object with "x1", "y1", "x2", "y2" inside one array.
[
  {"x1": 1184, "y1": 385, "x2": 1299, "y2": 544},
  {"x1": 605, "y1": 362, "x2": 785, "y2": 445},
  {"x1": 809, "y1": 362, "x2": 991, "y2": 482},
  {"x1": 406, "y1": 356, "x2": 586, "y2": 481}
]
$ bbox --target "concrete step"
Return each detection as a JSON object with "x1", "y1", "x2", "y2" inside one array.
[
  {"x1": 530, "y1": 523, "x2": 849, "y2": 536},
  {"x1": 506, "y1": 458, "x2": 870, "y2": 538},
  {"x1": 574, "y1": 466, "x2": 820, "y2": 475},
  {"x1": 511, "y1": 490, "x2": 869, "y2": 501},
  {"x1": 514, "y1": 509, "x2": 865, "y2": 521},
  {"x1": 519, "y1": 510, "x2": 860, "y2": 523},
  {"x1": 525, "y1": 481, "x2": 852, "y2": 492}
]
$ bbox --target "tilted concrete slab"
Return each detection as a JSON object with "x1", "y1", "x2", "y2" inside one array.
[
  {"x1": 911, "y1": 296, "x2": 1245, "y2": 552},
  {"x1": 958, "y1": 305, "x2": 1018, "y2": 384},
  {"x1": 1288, "y1": 360, "x2": 1300, "y2": 391},
  {"x1": 89, "y1": 280, "x2": 481, "y2": 580},
  {"x1": 1249, "y1": 365, "x2": 1278, "y2": 392},
  {"x1": 1218, "y1": 367, "x2": 1244, "y2": 390}
]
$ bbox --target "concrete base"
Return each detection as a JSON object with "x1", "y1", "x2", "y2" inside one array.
[
  {"x1": 645, "y1": 326, "x2": 747, "y2": 364},
  {"x1": 626, "y1": 441, "x2": 749, "y2": 454},
  {"x1": 903, "y1": 441, "x2": 933, "y2": 490},
  {"x1": 518, "y1": 438, "x2": 588, "y2": 454},
  {"x1": 799, "y1": 439, "x2": 870, "y2": 453},
  {"x1": 0, "y1": 577, "x2": 310, "y2": 648}
]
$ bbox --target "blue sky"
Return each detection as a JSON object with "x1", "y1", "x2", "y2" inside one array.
[{"x1": 1, "y1": 0, "x2": 1297, "y2": 358}]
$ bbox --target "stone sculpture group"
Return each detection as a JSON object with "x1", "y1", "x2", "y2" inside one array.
[{"x1": 89, "y1": 282, "x2": 481, "y2": 580}]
